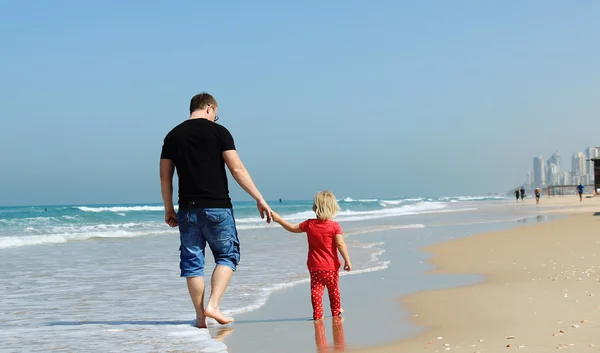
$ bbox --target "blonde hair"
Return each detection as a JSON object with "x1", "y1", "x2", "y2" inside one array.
[{"x1": 312, "y1": 190, "x2": 341, "y2": 220}]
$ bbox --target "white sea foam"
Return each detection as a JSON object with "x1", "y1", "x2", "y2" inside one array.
[
  {"x1": 337, "y1": 202, "x2": 446, "y2": 221},
  {"x1": 61, "y1": 215, "x2": 79, "y2": 220},
  {"x1": 439, "y1": 195, "x2": 506, "y2": 202},
  {"x1": 358, "y1": 241, "x2": 385, "y2": 249},
  {"x1": 237, "y1": 202, "x2": 447, "y2": 228},
  {"x1": 0, "y1": 216, "x2": 59, "y2": 225},
  {"x1": 0, "y1": 228, "x2": 176, "y2": 249},
  {"x1": 341, "y1": 197, "x2": 379, "y2": 202},
  {"x1": 378, "y1": 199, "x2": 405, "y2": 206},
  {"x1": 75, "y1": 205, "x2": 176, "y2": 213}
]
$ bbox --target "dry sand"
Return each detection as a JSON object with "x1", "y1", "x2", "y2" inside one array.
[{"x1": 356, "y1": 195, "x2": 600, "y2": 353}]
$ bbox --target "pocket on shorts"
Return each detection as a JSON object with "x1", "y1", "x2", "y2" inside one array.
[
  {"x1": 203, "y1": 209, "x2": 231, "y2": 228},
  {"x1": 176, "y1": 210, "x2": 190, "y2": 226}
]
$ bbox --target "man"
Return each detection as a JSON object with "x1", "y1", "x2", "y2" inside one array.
[
  {"x1": 160, "y1": 92, "x2": 272, "y2": 327},
  {"x1": 535, "y1": 187, "x2": 541, "y2": 204},
  {"x1": 577, "y1": 183, "x2": 584, "y2": 202},
  {"x1": 520, "y1": 186, "x2": 525, "y2": 202}
]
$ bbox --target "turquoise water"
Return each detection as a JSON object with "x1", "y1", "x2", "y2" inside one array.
[{"x1": 0, "y1": 196, "x2": 504, "y2": 249}]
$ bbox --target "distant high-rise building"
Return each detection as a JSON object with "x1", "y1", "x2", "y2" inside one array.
[
  {"x1": 533, "y1": 156, "x2": 545, "y2": 186},
  {"x1": 560, "y1": 172, "x2": 571, "y2": 185},
  {"x1": 526, "y1": 169, "x2": 533, "y2": 186},
  {"x1": 548, "y1": 152, "x2": 561, "y2": 173},
  {"x1": 572, "y1": 152, "x2": 587, "y2": 177},
  {"x1": 548, "y1": 163, "x2": 559, "y2": 185},
  {"x1": 545, "y1": 152, "x2": 561, "y2": 186}
]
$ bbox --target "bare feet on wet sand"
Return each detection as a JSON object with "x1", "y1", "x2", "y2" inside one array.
[
  {"x1": 205, "y1": 305, "x2": 234, "y2": 325},
  {"x1": 195, "y1": 316, "x2": 208, "y2": 329}
]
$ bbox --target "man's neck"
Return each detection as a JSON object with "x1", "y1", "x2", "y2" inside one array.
[{"x1": 189, "y1": 113, "x2": 210, "y2": 120}]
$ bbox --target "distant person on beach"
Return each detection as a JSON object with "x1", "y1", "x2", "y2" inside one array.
[
  {"x1": 535, "y1": 187, "x2": 541, "y2": 204},
  {"x1": 160, "y1": 92, "x2": 273, "y2": 327},
  {"x1": 577, "y1": 183, "x2": 584, "y2": 202},
  {"x1": 514, "y1": 188, "x2": 520, "y2": 203},
  {"x1": 520, "y1": 187, "x2": 525, "y2": 201},
  {"x1": 271, "y1": 190, "x2": 352, "y2": 320}
]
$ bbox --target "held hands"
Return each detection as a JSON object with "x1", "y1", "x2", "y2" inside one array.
[
  {"x1": 257, "y1": 199, "x2": 273, "y2": 223},
  {"x1": 271, "y1": 211, "x2": 282, "y2": 224},
  {"x1": 164, "y1": 209, "x2": 178, "y2": 228},
  {"x1": 343, "y1": 262, "x2": 352, "y2": 272}
]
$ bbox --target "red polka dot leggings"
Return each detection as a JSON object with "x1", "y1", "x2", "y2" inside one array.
[{"x1": 310, "y1": 270, "x2": 342, "y2": 320}]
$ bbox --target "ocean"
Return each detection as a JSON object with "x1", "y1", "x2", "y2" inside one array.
[
  {"x1": 0, "y1": 196, "x2": 503, "y2": 249},
  {"x1": 0, "y1": 196, "x2": 509, "y2": 352}
]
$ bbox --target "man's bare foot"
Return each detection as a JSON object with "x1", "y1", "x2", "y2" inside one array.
[
  {"x1": 195, "y1": 316, "x2": 208, "y2": 329},
  {"x1": 205, "y1": 305, "x2": 234, "y2": 325}
]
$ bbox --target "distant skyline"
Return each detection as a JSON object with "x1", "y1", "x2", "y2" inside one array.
[
  {"x1": 525, "y1": 145, "x2": 599, "y2": 188},
  {"x1": 1, "y1": 1, "x2": 600, "y2": 206}
]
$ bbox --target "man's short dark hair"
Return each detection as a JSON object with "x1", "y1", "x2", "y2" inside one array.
[{"x1": 190, "y1": 93, "x2": 218, "y2": 114}]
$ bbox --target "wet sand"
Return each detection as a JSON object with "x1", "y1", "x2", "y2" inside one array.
[
  {"x1": 357, "y1": 195, "x2": 600, "y2": 352},
  {"x1": 223, "y1": 200, "x2": 563, "y2": 352}
]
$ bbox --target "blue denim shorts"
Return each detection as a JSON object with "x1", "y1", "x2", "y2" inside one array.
[{"x1": 176, "y1": 207, "x2": 240, "y2": 277}]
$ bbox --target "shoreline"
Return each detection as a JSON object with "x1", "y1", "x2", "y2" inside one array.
[
  {"x1": 222, "y1": 201, "x2": 554, "y2": 352},
  {"x1": 355, "y1": 195, "x2": 600, "y2": 353}
]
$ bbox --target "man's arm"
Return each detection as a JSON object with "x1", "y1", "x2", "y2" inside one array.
[
  {"x1": 160, "y1": 159, "x2": 178, "y2": 227},
  {"x1": 223, "y1": 150, "x2": 272, "y2": 223},
  {"x1": 223, "y1": 150, "x2": 264, "y2": 201}
]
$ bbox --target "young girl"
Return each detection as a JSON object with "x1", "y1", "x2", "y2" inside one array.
[{"x1": 272, "y1": 190, "x2": 352, "y2": 320}]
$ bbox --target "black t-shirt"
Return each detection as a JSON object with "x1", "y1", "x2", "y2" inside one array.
[{"x1": 160, "y1": 119, "x2": 236, "y2": 208}]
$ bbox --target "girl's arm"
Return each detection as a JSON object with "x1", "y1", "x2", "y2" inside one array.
[
  {"x1": 272, "y1": 212, "x2": 304, "y2": 233},
  {"x1": 335, "y1": 234, "x2": 352, "y2": 271}
]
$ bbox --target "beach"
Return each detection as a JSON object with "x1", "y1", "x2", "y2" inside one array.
[
  {"x1": 353, "y1": 195, "x2": 600, "y2": 353},
  {"x1": 222, "y1": 196, "x2": 600, "y2": 353},
  {"x1": 2, "y1": 195, "x2": 597, "y2": 352}
]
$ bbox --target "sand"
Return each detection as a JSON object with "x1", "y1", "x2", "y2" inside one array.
[{"x1": 355, "y1": 195, "x2": 600, "y2": 353}]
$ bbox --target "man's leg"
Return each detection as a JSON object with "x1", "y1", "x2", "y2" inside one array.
[
  {"x1": 178, "y1": 209, "x2": 207, "y2": 328},
  {"x1": 204, "y1": 265, "x2": 234, "y2": 324},
  {"x1": 201, "y1": 208, "x2": 240, "y2": 325},
  {"x1": 186, "y1": 277, "x2": 207, "y2": 328}
]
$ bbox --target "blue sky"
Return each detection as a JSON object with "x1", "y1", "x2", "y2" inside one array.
[{"x1": 1, "y1": 1, "x2": 599, "y2": 206}]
